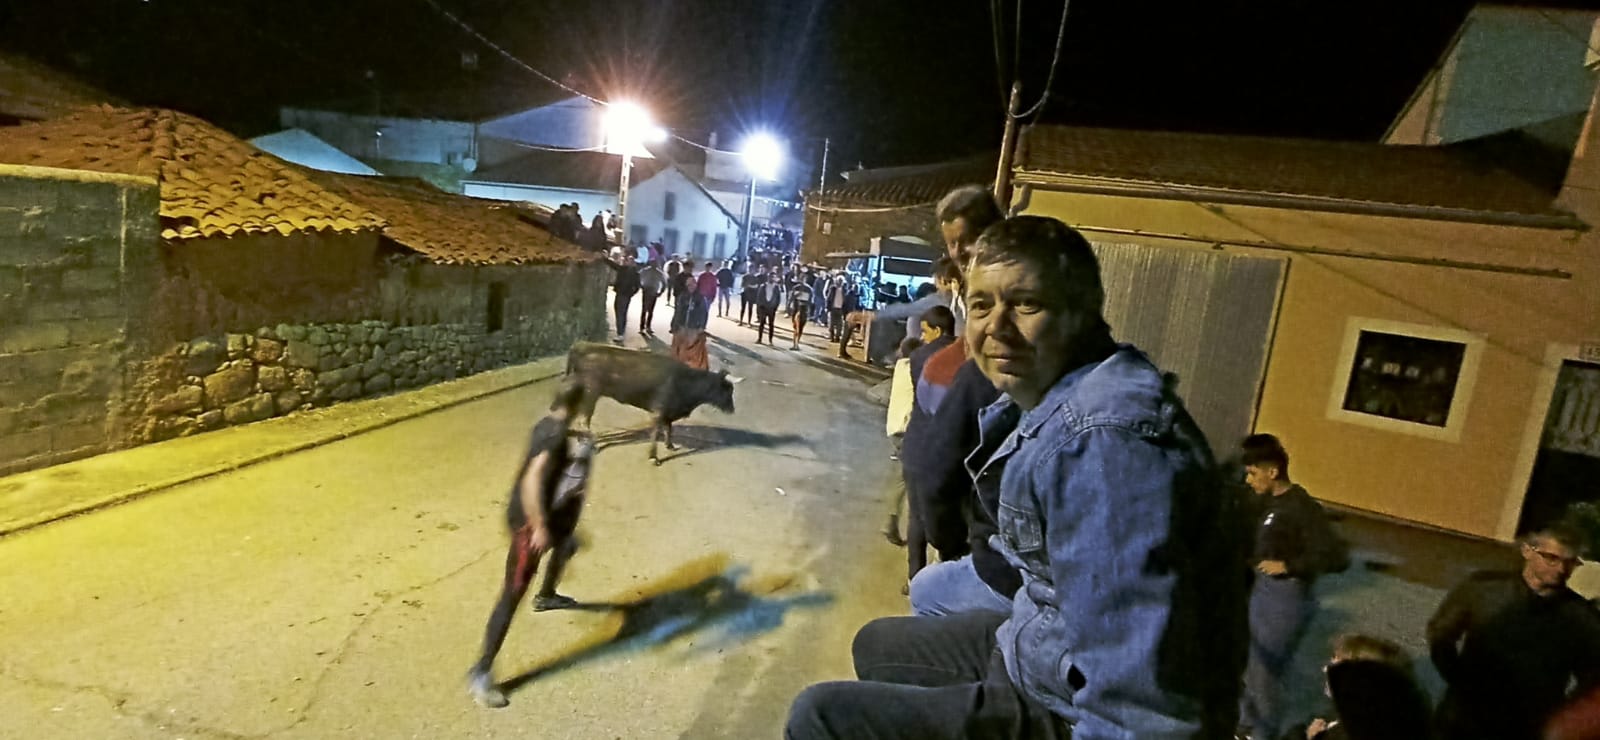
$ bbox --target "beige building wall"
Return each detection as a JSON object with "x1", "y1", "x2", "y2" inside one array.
[{"x1": 1018, "y1": 186, "x2": 1599, "y2": 540}]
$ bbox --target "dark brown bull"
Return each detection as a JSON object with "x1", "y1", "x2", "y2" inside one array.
[{"x1": 564, "y1": 342, "x2": 736, "y2": 465}]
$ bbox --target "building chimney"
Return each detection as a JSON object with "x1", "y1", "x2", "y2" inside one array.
[{"x1": 708, "y1": 131, "x2": 719, "y2": 150}]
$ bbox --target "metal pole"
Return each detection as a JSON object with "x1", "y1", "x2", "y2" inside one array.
[
  {"x1": 617, "y1": 151, "x2": 632, "y2": 240},
  {"x1": 818, "y1": 137, "x2": 829, "y2": 192},
  {"x1": 740, "y1": 176, "x2": 755, "y2": 265},
  {"x1": 993, "y1": 82, "x2": 1023, "y2": 210}
]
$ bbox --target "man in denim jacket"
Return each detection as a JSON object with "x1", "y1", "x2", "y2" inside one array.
[{"x1": 787, "y1": 217, "x2": 1248, "y2": 739}]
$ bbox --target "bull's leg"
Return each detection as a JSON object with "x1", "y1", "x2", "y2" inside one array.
[
  {"x1": 648, "y1": 416, "x2": 663, "y2": 466},
  {"x1": 468, "y1": 527, "x2": 546, "y2": 708},
  {"x1": 664, "y1": 420, "x2": 677, "y2": 450},
  {"x1": 576, "y1": 390, "x2": 598, "y2": 433},
  {"x1": 532, "y1": 536, "x2": 579, "y2": 611}
]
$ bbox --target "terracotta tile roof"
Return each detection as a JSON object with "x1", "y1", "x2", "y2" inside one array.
[
  {"x1": 0, "y1": 106, "x2": 384, "y2": 239},
  {"x1": 807, "y1": 156, "x2": 995, "y2": 209},
  {"x1": 307, "y1": 172, "x2": 596, "y2": 266},
  {"x1": 1016, "y1": 125, "x2": 1577, "y2": 222}
]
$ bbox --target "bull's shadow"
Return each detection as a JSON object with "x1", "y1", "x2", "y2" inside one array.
[
  {"x1": 502, "y1": 554, "x2": 832, "y2": 694},
  {"x1": 592, "y1": 423, "x2": 809, "y2": 463}
]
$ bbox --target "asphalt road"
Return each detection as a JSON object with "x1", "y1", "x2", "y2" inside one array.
[
  {"x1": 0, "y1": 296, "x2": 1465, "y2": 739},
  {"x1": 0, "y1": 309, "x2": 908, "y2": 739}
]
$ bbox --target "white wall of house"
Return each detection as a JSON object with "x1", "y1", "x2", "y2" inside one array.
[
  {"x1": 480, "y1": 97, "x2": 604, "y2": 150},
  {"x1": 249, "y1": 129, "x2": 382, "y2": 175},
  {"x1": 460, "y1": 181, "x2": 616, "y2": 221},
  {"x1": 280, "y1": 108, "x2": 476, "y2": 167},
  {"x1": 627, "y1": 167, "x2": 742, "y2": 261}
]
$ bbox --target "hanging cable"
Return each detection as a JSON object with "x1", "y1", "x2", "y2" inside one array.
[
  {"x1": 990, "y1": 0, "x2": 1009, "y2": 111},
  {"x1": 1013, "y1": 0, "x2": 1024, "y2": 87},
  {"x1": 1012, "y1": 0, "x2": 1071, "y2": 120}
]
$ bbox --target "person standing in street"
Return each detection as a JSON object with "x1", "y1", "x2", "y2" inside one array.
[
  {"x1": 637, "y1": 260, "x2": 665, "y2": 336},
  {"x1": 716, "y1": 260, "x2": 736, "y2": 318},
  {"x1": 739, "y1": 266, "x2": 765, "y2": 327},
  {"x1": 607, "y1": 249, "x2": 641, "y2": 340},
  {"x1": 755, "y1": 273, "x2": 784, "y2": 345},
  {"x1": 1236, "y1": 433, "x2": 1348, "y2": 740},
  {"x1": 788, "y1": 276, "x2": 815, "y2": 349},
  {"x1": 1427, "y1": 521, "x2": 1600, "y2": 740}
]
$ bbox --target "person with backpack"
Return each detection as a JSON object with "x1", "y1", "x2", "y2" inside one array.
[{"x1": 1237, "y1": 433, "x2": 1349, "y2": 740}]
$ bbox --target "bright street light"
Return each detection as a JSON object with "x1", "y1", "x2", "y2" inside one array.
[
  {"x1": 738, "y1": 132, "x2": 785, "y2": 265},
  {"x1": 601, "y1": 101, "x2": 665, "y2": 242},
  {"x1": 741, "y1": 132, "x2": 785, "y2": 181},
  {"x1": 601, "y1": 101, "x2": 663, "y2": 157}
]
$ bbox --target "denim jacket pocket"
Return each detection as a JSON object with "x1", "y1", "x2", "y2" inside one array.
[{"x1": 999, "y1": 500, "x2": 1044, "y2": 554}]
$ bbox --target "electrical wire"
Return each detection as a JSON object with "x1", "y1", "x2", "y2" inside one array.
[
  {"x1": 419, "y1": 0, "x2": 604, "y2": 105},
  {"x1": 1012, "y1": 0, "x2": 1070, "y2": 120},
  {"x1": 418, "y1": 0, "x2": 725, "y2": 154},
  {"x1": 990, "y1": 0, "x2": 1008, "y2": 111}
]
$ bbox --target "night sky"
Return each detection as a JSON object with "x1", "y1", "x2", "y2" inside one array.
[{"x1": 5, "y1": 0, "x2": 1597, "y2": 181}]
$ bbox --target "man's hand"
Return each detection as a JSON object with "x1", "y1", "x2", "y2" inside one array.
[
  {"x1": 1306, "y1": 717, "x2": 1329, "y2": 738},
  {"x1": 528, "y1": 525, "x2": 554, "y2": 554},
  {"x1": 1256, "y1": 559, "x2": 1289, "y2": 576}
]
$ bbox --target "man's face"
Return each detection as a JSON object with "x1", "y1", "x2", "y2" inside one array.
[
  {"x1": 920, "y1": 320, "x2": 943, "y2": 344},
  {"x1": 964, "y1": 259, "x2": 1082, "y2": 408},
  {"x1": 1244, "y1": 464, "x2": 1279, "y2": 495},
  {"x1": 941, "y1": 217, "x2": 975, "y2": 269},
  {"x1": 1522, "y1": 535, "x2": 1581, "y2": 593}
]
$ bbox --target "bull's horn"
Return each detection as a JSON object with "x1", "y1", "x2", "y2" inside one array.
[{"x1": 727, "y1": 375, "x2": 746, "y2": 384}]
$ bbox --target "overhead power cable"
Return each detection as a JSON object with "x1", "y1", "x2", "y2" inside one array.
[{"x1": 1012, "y1": 0, "x2": 1071, "y2": 120}]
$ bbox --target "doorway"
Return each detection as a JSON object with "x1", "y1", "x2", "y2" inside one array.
[{"x1": 1516, "y1": 359, "x2": 1600, "y2": 535}]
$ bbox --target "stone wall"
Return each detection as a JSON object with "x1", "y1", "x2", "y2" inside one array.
[
  {"x1": 128, "y1": 261, "x2": 607, "y2": 443},
  {"x1": 0, "y1": 165, "x2": 159, "y2": 476},
  {"x1": 800, "y1": 205, "x2": 937, "y2": 265}
]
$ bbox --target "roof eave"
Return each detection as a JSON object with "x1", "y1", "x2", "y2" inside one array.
[{"x1": 1012, "y1": 170, "x2": 1590, "y2": 232}]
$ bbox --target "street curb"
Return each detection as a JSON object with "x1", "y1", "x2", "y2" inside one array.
[{"x1": 0, "y1": 360, "x2": 566, "y2": 538}]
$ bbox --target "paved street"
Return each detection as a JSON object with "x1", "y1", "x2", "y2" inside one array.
[
  {"x1": 0, "y1": 303, "x2": 905, "y2": 739},
  {"x1": 0, "y1": 294, "x2": 1478, "y2": 739}
]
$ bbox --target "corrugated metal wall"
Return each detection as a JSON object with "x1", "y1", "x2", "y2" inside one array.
[{"x1": 1092, "y1": 241, "x2": 1287, "y2": 454}]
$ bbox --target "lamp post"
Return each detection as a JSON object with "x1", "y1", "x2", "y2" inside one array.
[
  {"x1": 739, "y1": 132, "x2": 784, "y2": 266},
  {"x1": 601, "y1": 102, "x2": 665, "y2": 241}
]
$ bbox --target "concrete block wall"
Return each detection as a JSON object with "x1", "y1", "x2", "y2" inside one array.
[{"x1": 0, "y1": 165, "x2": 158, "y2": 476}]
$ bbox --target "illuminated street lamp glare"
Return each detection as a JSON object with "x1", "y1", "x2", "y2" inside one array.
[
  {"x1": 742, "y1": 133, "x2": 784, "y2": 182},
  {"x1": 603, "y1": 101, "x2": 658, "y2": 153}
]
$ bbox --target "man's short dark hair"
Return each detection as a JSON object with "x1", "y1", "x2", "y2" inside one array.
[
  {"x1": 920, "y1": 305, "x2": 956, "y2": 337},
  {"x1": 914, "y1": 282, "x2": 938, "y2": 299},
  {"x1": 936, "y1": 185, "x2": 1003, "y2": 232},
  {"x1": 968, "y1": 216, "x2": 1104, "y2": 316},
  {"x1": 1527, "y1": 522, "x2": 1588, "y2": 554},
  {"x1": 1240, "y1": 433, "x2": 1290, "y2": 480}
]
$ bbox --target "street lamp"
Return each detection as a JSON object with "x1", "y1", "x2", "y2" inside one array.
[
  {"x1": 739, "y1": 132, "x2": 784, "y2": 265},
  {"x1": 601, "y1": 101, "x2": 666, "y2": 240}
]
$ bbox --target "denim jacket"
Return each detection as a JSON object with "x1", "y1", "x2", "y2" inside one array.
[{"x1": 972, "y1": 345, "x2": 1245, "y2": 739}]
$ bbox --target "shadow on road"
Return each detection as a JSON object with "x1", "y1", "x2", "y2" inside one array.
[
  {"x1": 794, "y1": 353, "x2": 889, "y2": 385},
  {"x1": 593, "y1": 423, "x2": 808, "y2": 463},
  {"x1": 707, "y1": 334, "x2": 768, "y2": 365},
  {"x1": 502, "y1": 553, "x2": 832, "y2": 694}
]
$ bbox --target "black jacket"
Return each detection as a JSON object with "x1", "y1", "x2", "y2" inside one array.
[{"x1": 901, "y1": 359, "x2": 1020, "y2": 598}]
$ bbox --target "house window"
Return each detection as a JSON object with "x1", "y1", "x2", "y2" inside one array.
[
  {"x1": 629, "y1": 224, "x2": 648, "y2": 246},
  {"x1": 486, "y1": 282, "x2": 508, "y2": 333},
  {"x1": 713, "y1": 233, "x2": 727, "y2": 259},
  {"x1": 1326, "y1": 318, "x2": 1484, "y2": 442},
  {"x1": 692, "y1": 232, "x2": 708, "y2": 257},
  {"x1": 664, "y1": 192, "x2": 677, "y2": 221},
  {"x1": 662, "y1": 228, "x2": 679, "y2": 252}
]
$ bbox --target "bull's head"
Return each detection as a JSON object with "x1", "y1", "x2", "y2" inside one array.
[{"x1": 710, "y1": 370, "x2": 736, "y2": 413}]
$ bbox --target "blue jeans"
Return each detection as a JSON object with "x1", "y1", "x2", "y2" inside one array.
[
  {"x1": 1240, "y1": 575, "x2": 1313, "y2": 738},
  {"x1": 908, "y1": 555, "x2": 1013, "y2": 617}
]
